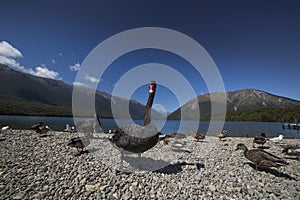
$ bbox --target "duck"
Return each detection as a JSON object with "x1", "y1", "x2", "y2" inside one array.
[
  {"x1": 31, "y1": 122, "x2": 52, "y2": 136},
  {"x1": 194, "y1": 132, "x2": 205, "y2": 142},
  {"x1": 235, "y1": 143, "x2": 288, "y2": 171},
  {"x1": 282, "y1": 145, "x2": 300, "y2": 161},
  {"x1": 252, "y1": 132, "x2": 267, "y2": 148},
  {"x1": 67, "y1": 113, "x2": 101, "y2": 154},
  {"x1": 218, "y1": 129, "x2": 228, "y2": 141},
  {"x1": 269, "y1": 135, "x2": 284, "y2": 143},
  {"x1": 67, "y1": 137, "x2": 90, "y2": 154},
  {"x1": 109, "y1": 81, "x2": 159, "y2": 170},
  {"x1": 64, "y1": 124, "x2": 76, "y2": 133}
]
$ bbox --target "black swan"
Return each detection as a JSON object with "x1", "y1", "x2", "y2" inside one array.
[{"x1": 109, "y1": 81, "x2": 159, "y2": 169}]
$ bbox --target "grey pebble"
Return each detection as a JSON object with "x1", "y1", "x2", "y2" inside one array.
[{"x1": 0, "y1": 130, "x2": 299, "y2": 199}]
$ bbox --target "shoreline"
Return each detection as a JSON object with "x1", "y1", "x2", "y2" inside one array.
[{"x1": 1, "y1": 130, "x2": 299, "y2": 199}]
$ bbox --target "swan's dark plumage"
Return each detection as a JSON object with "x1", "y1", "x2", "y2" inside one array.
[
  {"x1": 110, "y1": 124, "x2": 159, "y2": 153},
  {"x1": 110, "y1": 81, "x2": 159, "y2": 165}
]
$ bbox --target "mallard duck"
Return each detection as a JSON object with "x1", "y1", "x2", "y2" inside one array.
[
  {"x1": 162, "y1": 137, "x2": 170, "y2": 145},
  {"x1": 269, "y1": 135, "x2": 284, "y2": 143},
  {"x1": 31, "y1": 122, "x2": 52, "y2": 136},
  {"x1": 253, "y1": 132, "x2": 267, "y2": 148},
  {"x1": 282, "y1": 145, "x2": 300, "y2": 161},
  {"x1": 218, "y1": 129, "x2": 228, "y2": 141},
  {"x1": 67, "y1": 137, "x2": 90, "y2": 154},
  {"x1": 194, "y1": 132, "x2": 205, "y2": 142},
  {"x1": 235, "y1": 143, "x2": 288, "y2": 171}
]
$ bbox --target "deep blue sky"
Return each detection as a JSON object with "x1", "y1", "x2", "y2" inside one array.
[{"x1": 1, "y1": 0, "x2": 300, "y2": 112}]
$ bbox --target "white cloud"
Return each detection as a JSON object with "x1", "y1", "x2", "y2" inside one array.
[
  {"x1": 0, "y1": 41, "x2": 23, "y2": 58},
  {"x1": 51, "y1": 59, "x2": 56, "y2": 64},
  {"x1": 0, "y1": 55, "x2": 25, "y2": 70},
  {"x1": 58, "y1": 53, "x2": 63, "y2": 56},
  {"x1": 69, "y1": 63, "x2": 81, "y2": 71},
  {"x1": 28, "y1": 66, "x2": 60, "y2": 79},
  {"x1": 0, "y1": 41, "x2": 60, "y2": 80},
  {"x1": 73, "y1": 82, "x2": 87, "y2": 87},
  {"x1": 0, "y1": 41, "x2": 25, "y2": 70},
  {"x1": 84, "y1": 75, "x2": 100, "y2": 83}
]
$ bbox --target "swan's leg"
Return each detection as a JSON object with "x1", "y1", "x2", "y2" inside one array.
[
  {"x1": 138, "y1": 153, "x2": 141, "y2": 158},
  {"x1": 117, "y1": 151, "x2": 133, "y2": 173}
]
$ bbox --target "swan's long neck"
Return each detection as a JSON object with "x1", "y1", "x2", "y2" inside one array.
[{"x1": 144, "y1": 81, "x2": 156, "y2": 126}]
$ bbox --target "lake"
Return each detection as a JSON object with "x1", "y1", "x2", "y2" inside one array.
[{"x1": 0, "y1": 115, "x2": 299, "y2": 138}]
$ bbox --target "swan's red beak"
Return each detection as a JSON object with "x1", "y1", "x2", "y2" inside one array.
[
  {"x1": 149, "y1": 81, "x2": 156, "y2": 93},
  {"x1": 149, "y1": 84, "x2": 154, "y2": 93}
]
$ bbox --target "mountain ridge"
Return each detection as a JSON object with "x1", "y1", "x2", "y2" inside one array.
[
  {"x1": 168, "y1": 88, "x2": 300, "y2": 120},
  {"x1": 0, "y1": 64, "x2": 162, "y2": 118}
]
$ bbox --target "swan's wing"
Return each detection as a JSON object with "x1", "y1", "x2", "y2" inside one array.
[{"x1": 120, "y1": 124, "x2": 157, "y2": 138}]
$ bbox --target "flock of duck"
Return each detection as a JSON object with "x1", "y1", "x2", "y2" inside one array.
[
  {"x1": 236, "y1": 132, "x2": 300, "y2": 171},
  {"x1": 1, "y1": 81, "x2": 300, "y2": 173}
]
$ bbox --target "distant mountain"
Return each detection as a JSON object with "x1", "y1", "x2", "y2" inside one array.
[
  {"x1": 168, "y1": 88, "x2": 300, "y2": 120},
  {"x1": 0, "y1": 64, "x2": 162, "y2": 118}
]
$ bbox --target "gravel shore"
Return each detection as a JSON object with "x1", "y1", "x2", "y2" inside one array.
[{"x1": 1, "y1": 130, "x2": 299, "y2": 199}]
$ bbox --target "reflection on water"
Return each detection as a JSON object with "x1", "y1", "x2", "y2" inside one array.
[{"x1": 0, "y1": 115, "x2": 299, "y2": 138}]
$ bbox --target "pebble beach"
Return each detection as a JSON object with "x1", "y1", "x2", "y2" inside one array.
[{"x1": 1, "y1": 130, "x2": 299, "y2": 199}]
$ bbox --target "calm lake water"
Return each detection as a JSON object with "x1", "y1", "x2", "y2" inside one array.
[{"x1": 0, "y1": 115, "x2": 299, "y2": 138}]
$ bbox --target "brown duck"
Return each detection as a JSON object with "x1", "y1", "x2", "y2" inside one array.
[
  {"x1": 218, "y1": 129, "x2": 228, "y2": 141},
  {"x1": 236, "y1": 143, "x2": 288, "y2": 171},
  {"x1": 252, "y1": 132, "x2": 267, "y2": 148},
  {"x1": 282, "y1": 144, "x2": 300, "y2": 161}
]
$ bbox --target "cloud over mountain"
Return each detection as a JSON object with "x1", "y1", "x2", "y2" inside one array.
[
  {"x1": 0, "y1": 41, "x2": 23, "y2": 58},
  {"x1": 0, "y1": 41, "x2": 25, "y2": 70},
  {"x1": 28, "y1": 66, "x2": 60, "y2": 79},
  {"x1": 0, "y1": 40, "x2": 61, "y2": 80},
  {"x1": 84, "y1": 75, "x2": 100, "y2": 83}
]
